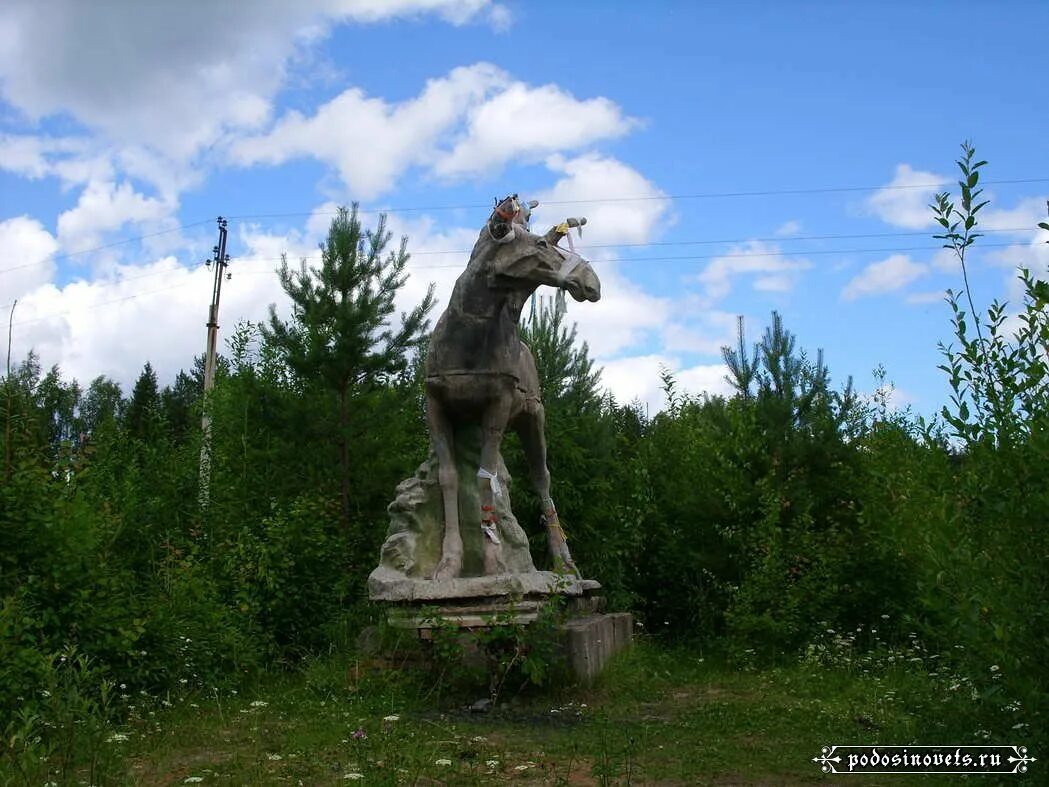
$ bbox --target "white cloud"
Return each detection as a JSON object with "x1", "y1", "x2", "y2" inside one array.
[
  {"x1": 531, "y1": 153, "x2": 672, "y2": 247},
  {"x1": 842, "y1": 254, "x2": 928, "y2": 300},
  {"x1": 696, "y1": 240, "x2": 811, "y2": 302},
  {"x1": 0, "y1": 217, "x2": 59, "y2": 307},
  {"x1": 661, "y1": 310, "x2": 737, "y2": 356},
  {"x1": 567, "y1": 263, "x2": 670, "y2": 357},
  {"x1": 980, "y1": 197, "x2": 1048, "y2": 234},
  {"x1": 6, "y1": 218, "x2": 343, "y2": 387},
  {"x1": 487, "y1": 3, "x2": 513, "y2": 30},
  {"x1": 598, "y1": 353, "x2": 732, "y2": 414},
  {"x1": 990, "y1": 240, "x2": 1049, "y2": 271},
  {"x1": 327, "y1": 0, "x2": 499, "y2": 25},
  {"x1": 0, "y1": 0, "x2": 503, "y2": 164},
  {"x1": 520, "y1": 154, "x2": 677, "y2": 357},
  {"x1": 905, "y1": 289, "x2": 947, "y2": 305},
  {"x1": 434, "y1": 83, "x2": 636, "y2": 178},
  {"x1": 387, "y1": 212, "x2": 486, "y2": 325},
  {"x1": 678, "y1": 363, "x2": 735, "y2": 399},
  {"x1": 232, "y1": 63, "x2": 507, "y2": 199},
  {"x1": 775, "y1": 219, "x2": 802, "y2": 237},
  {"x1": 232, "y1": 68, "x2": 637, "y2": 200},
  {"x1": 56, "y1": 180, "x2": 174, "y2": 254},
  {"x1": 9, "y1": 258, "x2": 219, "y2": 386},
  {"x1": 863, "y1": 383, "x2": 914, "y2": 413},
  {"x1": 866, "y1": 164, "x2": 947, "y2": 229},
  {"x1": 930, "y1": 246, "x2": 959, "y2": 272},
  {"x1": 753, "y1": 274, "x2": 794, "y2": 292}
]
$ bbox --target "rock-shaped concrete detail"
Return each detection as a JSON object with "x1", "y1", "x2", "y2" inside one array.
[{"x1": 369, "y1": 424, "x2": 538, "y2": 598}]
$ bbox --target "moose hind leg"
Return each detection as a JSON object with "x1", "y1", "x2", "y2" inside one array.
[
  {"x1": 516, "y1": 404, "x2": 580, "y2": 578},
  {"x1": 427, "y1": 392, "x2": 462, "y2": 580}
]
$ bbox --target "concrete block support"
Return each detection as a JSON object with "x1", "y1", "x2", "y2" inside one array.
[{"x1": 560, "y1": 612, "x2": 633, "y2": 684}]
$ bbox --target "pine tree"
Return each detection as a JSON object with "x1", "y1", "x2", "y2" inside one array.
[
  {"x1": 520, "y1": 290, "x2": 602, "y2": 411},
  {"x1": 161, "y1": 370, "x2": 200, "y2": 443},
  {"x1": 261, "y1": 205, "x2": 435, "y2": 528},
  {"x1": 722, "y1": 315, "x2": 760, "y2": 400},
  {"x1": 125, "y1": 362, "x2": 160, "y2": 442}
]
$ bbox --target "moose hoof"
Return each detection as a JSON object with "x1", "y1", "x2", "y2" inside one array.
[
  {"x1": 549, "y1": 541, "x2": 581, "y2": 579},
  {"x1": 554, "y1": 557, "x2": 581, "y2": 580},
  {"x1": 433, "y1": 553, "x2": 463, "y2": 580}
]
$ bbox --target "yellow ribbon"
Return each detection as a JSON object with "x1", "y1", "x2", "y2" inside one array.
[{"x1": 545, "y1": 516, "x2": 568, "y2": 542}]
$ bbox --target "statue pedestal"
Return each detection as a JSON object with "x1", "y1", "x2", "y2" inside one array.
[
  {"x1": 381, "y1": 575, "x2": 605, "y2": 629},
  {"x1": 371, "y1": 576, "x2": 632, "y2": 685},
  {"x1": 368, "y1": 426, "x2": 631, "y2": 683}
]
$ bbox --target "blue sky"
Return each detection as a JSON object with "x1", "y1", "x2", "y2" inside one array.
[{"x1": 2, "y1": 0, "x2": 1047, "y2": 415}]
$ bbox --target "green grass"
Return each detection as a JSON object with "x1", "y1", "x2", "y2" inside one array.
[{"x1": 2, "y1": 640, "x2": 1041, "y2": 785}]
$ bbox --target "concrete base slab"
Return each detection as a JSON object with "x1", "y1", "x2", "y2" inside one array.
[{"x1": 368, "y1": 568, "x2": 600, "y2": 602}]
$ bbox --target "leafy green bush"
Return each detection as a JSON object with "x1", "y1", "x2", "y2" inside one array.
[{"x1": 220, "y1": 492, "x2": 350, "y2": 659}]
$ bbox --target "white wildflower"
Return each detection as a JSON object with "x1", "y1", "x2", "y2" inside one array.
[
  {"x1": 184, "y1": 778, "x2": 204, "y2": 784},
  {"x1": 486, "y1": 760, "x2": 499, "y2": 768},
  {"x1": 267, "y1": 753, "x2": 283, "y2": 761},
  {"x1": 435, "y1": 758, "x2": 452, "y2": 766},
  {"x1": 250, "y1": 700, "x2": 269, "y2": 707},
  {"x1": 382, "y1": 714, "x2": 400, "y2": 722},
  {"x1": 342, "y1": 774, "x2": 364, "y2": 781},
  {"x1": 106, "y1": 732, "x2": 129, "y2": 743}
]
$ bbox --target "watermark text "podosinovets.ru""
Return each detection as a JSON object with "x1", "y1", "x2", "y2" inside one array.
[{"x1": 813, "y1": 745, "x2": 1035, "y2": 775}]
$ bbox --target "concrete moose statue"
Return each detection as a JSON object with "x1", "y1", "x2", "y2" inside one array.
[{"x1": 424, "y1": 195, "x2": 601, "y2": 580}]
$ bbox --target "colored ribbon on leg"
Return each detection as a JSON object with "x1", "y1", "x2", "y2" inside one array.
[{"x1": 477, "y1": 467, "x2": 503, "y2": 499}]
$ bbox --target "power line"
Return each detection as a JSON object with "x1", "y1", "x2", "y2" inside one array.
[
  {"x1": 234, "y1": 240, "x2": 1021, "y2": 269},
  {"x1": 10, "y1": 280, "x2": 203, "y2": 328},
  {"x1": 0, "y1": 218, "x2": 215, "y2": 276},
  {"x1": 412, "y1": 241, "x2": 1022, "y2": 269},
  {"x1": 4, "y1": 229, "x2": 1037, "y2": 315},
  {"x1": 6, "y1": 173, "x2": 1047, "y2": 276},
  {"x1": 0, "y1": 224, "x2": 1036, "y2": 291},
  {"x1": 215, "y1": 227, "x2": 1035, "y2": 265},
  {"x1": 6, "y1": 238, "x2": 1031, "y2": 328},
  {"x1": 0, "y1": 265, "x2": 209, "y2": 312},
  {"x1": 402, "y1": 227, "x2": 1036, "y2": 256},
  {"x1": 224, "y1": 177, "x2": 1049, "y2": 221}
]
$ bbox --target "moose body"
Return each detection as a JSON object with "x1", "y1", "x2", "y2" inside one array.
[{"x1": 424, "y1": 197, "x2": 601, "y2": 580}]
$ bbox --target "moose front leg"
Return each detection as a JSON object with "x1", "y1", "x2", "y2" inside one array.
[
  {"x1": 427, "y1": 392, "x2": 463, "y2": 580},
  {"x1": 478, "y1": 395, "x2": 512, "y2": 576}
]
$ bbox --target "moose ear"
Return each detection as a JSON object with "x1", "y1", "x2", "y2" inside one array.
[
  {"x1": 527, "y1": 200, "x2": 539, "y2": 209},
  {"x1": 535, "y1": 238, "x2": 548, "y2": 248}
]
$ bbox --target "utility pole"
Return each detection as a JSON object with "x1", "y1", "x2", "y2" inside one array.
[{"x1": 198, "y1": 217, "x2": 230, "y2": 508}]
